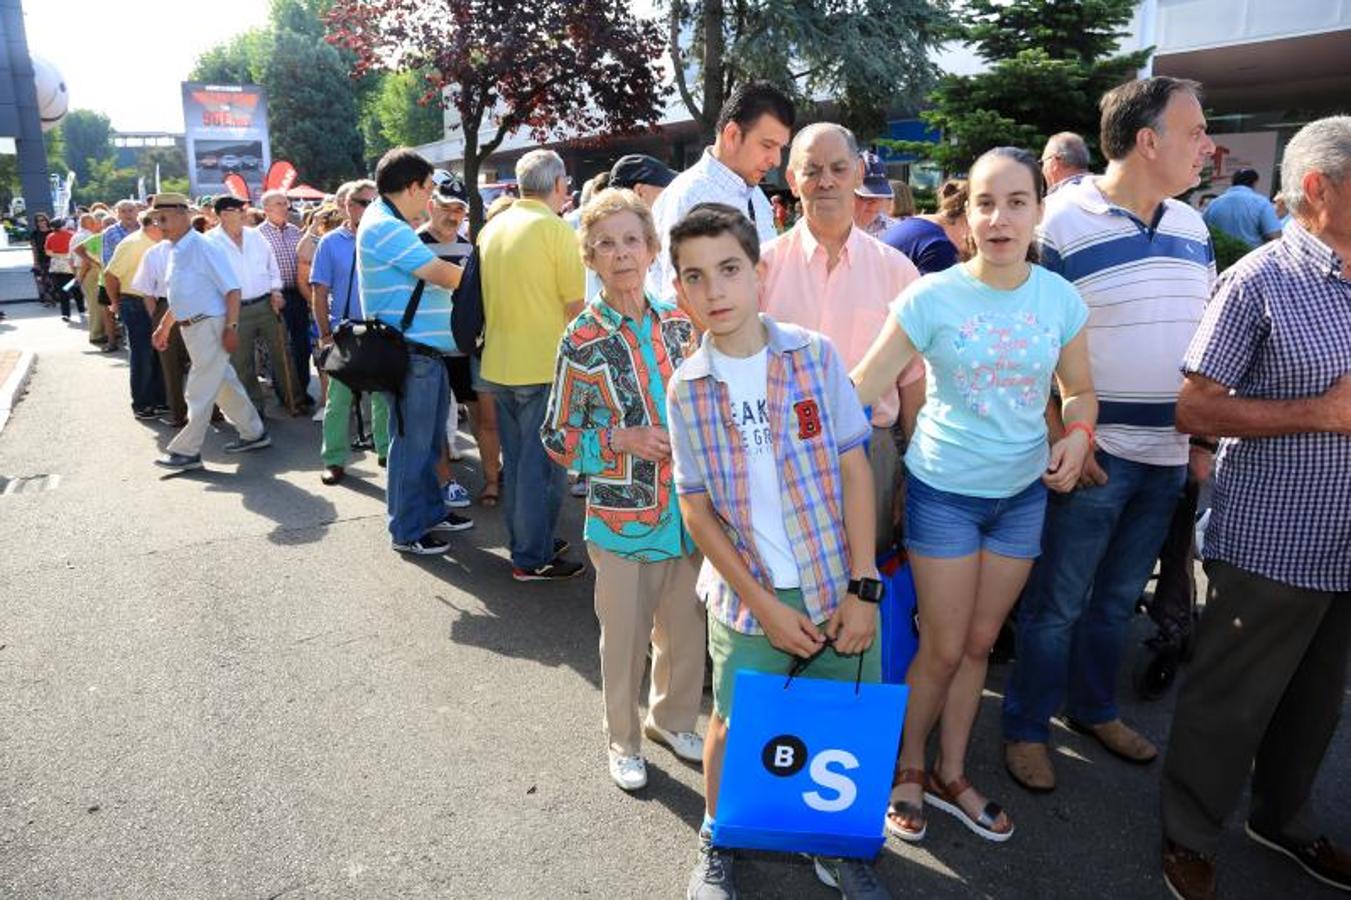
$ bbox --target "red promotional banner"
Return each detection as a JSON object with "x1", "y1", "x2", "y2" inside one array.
[
  {"x1": 264, "y1": 160, "x2": 298, "y2": 192},
  {"x1": 224, "y1": 172, "x2": 251, "y2": 201}
]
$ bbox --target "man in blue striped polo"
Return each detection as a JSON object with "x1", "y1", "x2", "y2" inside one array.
[{"x1": 1001, "y1": 77, "x2": 1217, "y2": 791}]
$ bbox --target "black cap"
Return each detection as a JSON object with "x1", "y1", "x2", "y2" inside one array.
[
  {"x1": 609, "y1": 154, "x2": 677, "y2": 190},
  {"x1": 1231, "y1": 167, "x2": 1260, "y2": 188},
  {"x1": 213, "y1": 195, "x2": 247, "y2": 213}
]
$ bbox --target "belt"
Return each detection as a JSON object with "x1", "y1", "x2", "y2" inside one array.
[
  {"x1": 240, "y1": 295, "x2": 269, "y2": 306},
  {"x1": 407, "y1": 341, "x2": 443, "y2": 358},
  {"x1": 178, "y1": 313, "x2": 214, "y2": 328}
]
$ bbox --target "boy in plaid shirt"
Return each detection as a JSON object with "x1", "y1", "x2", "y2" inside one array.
[{"x1": 666, "y1": 203, "x2": 889, "y2": 900}]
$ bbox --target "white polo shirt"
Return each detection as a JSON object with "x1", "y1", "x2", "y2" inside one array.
[{"x1": 208, "y1": 225, "x2": 283, "y2": 300}]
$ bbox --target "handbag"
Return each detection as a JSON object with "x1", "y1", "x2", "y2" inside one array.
[
  {"x1": 877, "y1": 549, "x2": 920, "y2": 685},
  {"x1": 712, "y1": 648, "x2": 908, "y2": 859}
]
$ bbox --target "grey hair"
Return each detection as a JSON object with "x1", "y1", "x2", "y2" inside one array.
[
  {"x1": 1044, "y1": 132, "x2": 1090, "y2": 170},
  {"x1": 260, "y1": 189, "x2": 289, "y2": 205},
  {"x1": 349, "y1": 178, "x2": 376, "y2": 196},
  {"x1": 333, "y1": 181, "x2": 355, "y2": 204},
  {"x1": 787, "y1": 122, "x2": 859, "y2": 170},
  {"x1": 114, "y1": 198, "x2": 137, "y2": 213},
  {"x1": 516, "y1": 149, "x2": 566, "y2": 197},
  {"x1": 1280, "y1": 116, "x2": 1351, "y2": 217}
]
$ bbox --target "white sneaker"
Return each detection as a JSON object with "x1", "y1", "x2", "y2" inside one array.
[
  {"x1": 644, "y1": 720, "x2": 704, "y2": 764},
  {"x1": 443, "y1": 480, "x2": 472, "y2": 509},
  {"x1": 608, "y1": 751, "x2": 648, "y2": 791},
  {"x1": 311, "y1": 405, "x2": 326, "y2": 422}
]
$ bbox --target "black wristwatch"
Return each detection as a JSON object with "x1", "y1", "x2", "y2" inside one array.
[{"x1": 847, "y1": 577, "x2": 885, "y2": 604}]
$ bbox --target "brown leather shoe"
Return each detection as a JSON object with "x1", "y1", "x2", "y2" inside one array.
[
  {"x1": 1066, "y1": 717, "x2": 1158, "y2": 764},
  {"x1": 1247, "y1": 823, "x2": 1351, "y2": 891},
  {"x1": 1004, "y1": 741, "x2": 1055, "y2": 793},
  {"x1": 1163, "y1": 839, "x2": 1216, "y2": 900},
  {"x1": 321, "y1": 465, "x2": 345, "y2": 485}
]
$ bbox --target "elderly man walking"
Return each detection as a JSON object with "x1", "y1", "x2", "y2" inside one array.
[
  {"x1": 1040, "y1": 132, "x2": 1092, "y2": 192},
  {"x1": 1001, "y1": 77, "x2": 1216, "y2": 791},
  {"x1": 259, "y1": 189, "x2": 314, "y2": 409},
  {"x1": 208, "y1": 195, "x2": 297, "y2": 417},
  {"x1": 149, "y1": 193, "x2": 269, "y2": 470},
  {"x1": 104, "y1": 209, "x2": 166, "y2": 419},
  {"x1": 760, "y1": 123, "x2": 920, "y2": 553},
  {"x1": 478, "y1": 149, "x2": 586, "y2": 581},
  {"x1": 1159, "y1": 115, "x2": 1351, "y2": 900}
]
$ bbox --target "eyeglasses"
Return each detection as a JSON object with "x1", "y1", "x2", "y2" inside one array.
[{"x1": 350, "y1": 197, "x2": 373, "y2": 207}]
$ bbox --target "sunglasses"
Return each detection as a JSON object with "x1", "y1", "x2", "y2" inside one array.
[{"x1": 350, "y1": 197, "x2": 373, "y2": 207}]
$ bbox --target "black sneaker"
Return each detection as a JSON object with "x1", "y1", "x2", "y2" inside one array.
[
  {"x1": 154, "y1": 452, "x2": 203, "y2": 472},
  {"x1": 1246, "y1": 823, "x2": 1351, "y2": 892},
  {"x1": 429, "y1": 512, "x2": 474, "y2": 533},
  {"x1": 553, "y1": 538, "x2": 570, "y2": 558},
  {"x1": 513, "y1": 559, "x2": 585, "y2": 582},
  {"x1": 393, "y1": 533, "x2": 452, "y2": 555},
  {"x1": 132, "y1": 407, "x2": 158, "y2": 420},
  {"x1": 687, "y1": 833, "x2": 737, "y2": 900},
  {"x1": 223, "y1": 431, "x2": 271, "y2": 453},
  {"x1": 813, "y1": 856, "x2": 892, "y2": 899}
]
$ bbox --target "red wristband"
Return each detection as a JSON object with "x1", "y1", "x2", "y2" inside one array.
[{"x1": 1066, "y1": 421, "x2": 1095, "y2": 444}]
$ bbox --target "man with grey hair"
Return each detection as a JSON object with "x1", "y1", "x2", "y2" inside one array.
[
  {"x1": 477, "y1": 148, "x2": 586, "y2": 580},
  {"x1": 1040, "y1": 132, "x2": 1091, "y2": 191},
  {"x1": 259, "y1": 187, "x2": 312, "y2": 410},
  {"x1": 761, "y1": 122, "x2": 920, "y2": 554},
  {"x1": 1159, "y1": 114, "x2": 1351, "y2": 900}
]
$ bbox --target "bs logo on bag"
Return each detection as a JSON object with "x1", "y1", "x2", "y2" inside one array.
[{"x1": 762, "y1": 733, "x2": 861, "y2": 813}]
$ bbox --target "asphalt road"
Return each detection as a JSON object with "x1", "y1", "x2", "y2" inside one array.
[{"x1": 0, "y1": 302, "x2": 1345, "y2": 899}]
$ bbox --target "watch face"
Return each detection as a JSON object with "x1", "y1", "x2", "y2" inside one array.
[{"x1": 860, "y1": 578, "x2": 884, "y2": 602}]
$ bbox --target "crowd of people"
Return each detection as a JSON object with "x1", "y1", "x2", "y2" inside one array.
[{"x1": 27, "y1": 74, "x2": 1351, "y2": 900}]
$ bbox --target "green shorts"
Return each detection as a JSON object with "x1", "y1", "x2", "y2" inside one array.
[{"x1": 708, "y1": 588, "x2": 882, "y2": 721}]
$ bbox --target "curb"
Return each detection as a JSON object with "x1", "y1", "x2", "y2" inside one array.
[{"x1": 0, "y1": 349, "x2": 36, "y2": 433}]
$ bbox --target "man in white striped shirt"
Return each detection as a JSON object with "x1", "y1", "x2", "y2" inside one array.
[
  {"x1": 648, "y1": 81, "x2": 794, "y2": 312},
  {"x1": 1002, "y1": 77, "x2": 1216, "y2": 793}
]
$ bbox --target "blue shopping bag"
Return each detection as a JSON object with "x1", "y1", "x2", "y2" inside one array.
[
  {"x1": 713, "y1": 663, "x2": 907, "y2": 859},
  {"x1": 878, "y1": 550, "x2": 920, "y2": 685}
]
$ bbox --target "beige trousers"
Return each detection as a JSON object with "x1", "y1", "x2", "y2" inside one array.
[
  {"x1": 587, "y1": 544, "x2": 706, "y2": 756},
  {"x1": 167, "y1": 315, "x2": 264, "y2": 457}
]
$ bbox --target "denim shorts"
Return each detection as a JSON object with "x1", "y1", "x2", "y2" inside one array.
[{"x1": 904, "y1": 473, "x2": 1048, "y2": 560}]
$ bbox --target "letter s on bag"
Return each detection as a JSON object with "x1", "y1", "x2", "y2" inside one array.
[{"x1": 802, "y1": 749, "x2": 859, "y2": 812}]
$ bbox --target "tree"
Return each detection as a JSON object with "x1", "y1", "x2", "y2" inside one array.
[
  {"x1": 327, "y1": 0, "x2": 670, "y2": 231},
  {"x1": 73, "y1": 157, "x2": 138, "y2": 206},
  {"x1": 60, "y1": 109, "x2": 115, "y2": 184},
  {"x1": 894, "y1": 0, "x2": 1148, "y2": 173},
  {"x1": 369, "y1": 70, "x2": 445, "y2": 151},
  {"x1": 665, "y1": 0, "x2": 951, "y2": 144}
]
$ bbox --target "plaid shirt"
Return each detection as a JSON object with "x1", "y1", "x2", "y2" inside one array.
[
  {"x1": 258, "y1": 220, "x2": 302, "y2": 288},
  {"x1": 1183, "y1": 219, "x2": 1351, "y2": 591},
  {"x1": 668, "y1": 315, "x2": 871, "y2": 634},
  {"x1": 541, "y1": 294, "x2": 698, "y2": 562}
]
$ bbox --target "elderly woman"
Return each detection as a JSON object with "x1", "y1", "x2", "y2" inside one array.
[{"x1": 541, "y1": 188, "x2": 705, "y2": 792}]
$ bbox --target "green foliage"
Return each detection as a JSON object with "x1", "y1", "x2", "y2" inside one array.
[
  {"x1": 368, "y1": 69, "x2": 444, "y2": 150},
  {"x1": 1209, "y1": 225, "x2": 1251, "y2": 274},
  {"x1": 60, "y1": 109, "x2": 115, "y2": 184},
  {"x1": 901, "y1": 0, "x2": 1148, "y2": 174},
  {"x1": 44, "y1": 127, "x2": 66, "y2": 174},
  {"x1": 190, "y1": 29, "x2": 271, "y2": 84},
  {"x1": 73, "y1": 157, "x2": 138, "y2": 206}
]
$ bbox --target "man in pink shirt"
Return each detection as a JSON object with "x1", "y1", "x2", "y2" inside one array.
[{"x1": 761, "y1": 122, "x2": 921, "y2": 552}]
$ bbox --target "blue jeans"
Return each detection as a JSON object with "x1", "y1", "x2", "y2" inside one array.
[
  {"x1": 119, "y1": 297, "x2": 165, "y2": 411},
  {"x1": 384, "y1": 353, "x2": 450, "y2": 544},
  {"x1": 488, "y1": 380, "x2": 565, "y2": 569},
  {"x1": 1002, "y1": 451, "x2": 1186, "y2": 742}
]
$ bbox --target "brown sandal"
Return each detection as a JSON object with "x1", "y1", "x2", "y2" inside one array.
[
  {"x1": 885, "y1": 767, "x2": 927, "y2": 842},
  {"x1": 924, "y1": 771, "x2": 1014, "y2": 842}
]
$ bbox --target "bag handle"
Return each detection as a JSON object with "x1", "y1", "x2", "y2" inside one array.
[
  {"x1": 342, "y1": 237, "x2": 357, "y2": 321},
  {"x1": 784, "y1": 637, "x2": 867, "y2": 695}
]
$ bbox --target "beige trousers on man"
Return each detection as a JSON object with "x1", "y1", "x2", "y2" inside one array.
[
  {"x1": 167, "y1": 315, "x2": 265, "y2": 457},
  {"x1": 587, "y1": 544, "x2": 705, "y2": 756}
]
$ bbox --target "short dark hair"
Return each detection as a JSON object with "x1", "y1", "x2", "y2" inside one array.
[
  {"x1": 716, "y1": 81, "x2": 795, "y2": 136},
  {"x1": 669, "y1": 202, "x2": 760, "y2": 270},
  {"x1": 1098, "y1": 76, "x2": 1203, "y2": 162},
  {"x1": 1232, "y1": 167, "x2": 1260, "y2": 187},
  {"x1": 375, "y1": 147, "x2": 434, "y2": 195}
]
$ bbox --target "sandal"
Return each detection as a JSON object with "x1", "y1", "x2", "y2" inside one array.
[
  {"x1": 478, "y1": 478, "x2": 500, "y2": 507},
  {"x1": 884, "y1": 768, "x2": 927, "y2": 843},
  {"x1": 924, "y1": 771, "x2": 1014, "y2": 842}
]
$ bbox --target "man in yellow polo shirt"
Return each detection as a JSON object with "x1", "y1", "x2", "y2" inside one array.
[
  {"x1": 104, "y1": 209, "x2": 167, "y2": 418},
  {"x1": 478, "y1": 149, "x2": 586, "y2": 581}
]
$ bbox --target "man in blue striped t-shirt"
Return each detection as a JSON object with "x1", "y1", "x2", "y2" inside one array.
[
  {"x1": 357, "y1": 148, "x2": 471, "y2": 556},
  {"x1": 1002, "y1": 77, "x2": 1216, "y2": 793}
]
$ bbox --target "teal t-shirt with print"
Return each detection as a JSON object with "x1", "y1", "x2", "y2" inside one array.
[{"x1": 893, "y1": 263, "x2": 1088, "y2": 498}]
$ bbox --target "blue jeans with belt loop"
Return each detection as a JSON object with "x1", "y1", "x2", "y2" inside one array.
[
  {"x1": 487, "y1": 381, "x2": 565, "y2": 570},
  {"x1": 119, "y1": 297, "x2": 165, "y2": 411},
  {"x1": 1002, "y1": 451, "x2": 1186, "y2": 742},
  {"x1": 384, "y1": 352, "x2": 450, "y2": 544}
]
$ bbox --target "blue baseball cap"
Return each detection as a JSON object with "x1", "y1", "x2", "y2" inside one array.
[{"x1": 855, "y1": 151, "x2": 892, "y2": 198}]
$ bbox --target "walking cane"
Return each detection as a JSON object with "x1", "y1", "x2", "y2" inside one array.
[{"x1": 273, "y1": 311, "x2": 302, "y2": 415}]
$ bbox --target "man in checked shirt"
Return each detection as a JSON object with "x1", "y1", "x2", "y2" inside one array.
[
  {"x1": 1161, "y1": 115, "x2": 1351, "y2": 900},
  {"x1": 259, "y1": 189, "x2": 314, "y2": 412}
]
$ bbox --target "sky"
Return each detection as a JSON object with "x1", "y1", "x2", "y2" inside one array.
[{"x1": 22, "y1": 0, "x2": 273, "y2": 133}]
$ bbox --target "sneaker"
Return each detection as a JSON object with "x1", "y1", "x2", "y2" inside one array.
[
  {"x1": 644, "y1": 719, "x2": 704, "y2": 764},
  {"x1": 513, "y1": 559, "x2": 585, "y2": 582},
  {"x1": 570, "y1": 475, "x2": 589, "y2": 498},
  {"x1": 223, "y1": 431, "x2": 271, "y2": 453},
  {"x1": 1246, "y1": 823, "x2": 1351, "y2": 892},
  {"x1": 154, "y1": 452, "x2": 203, "y2": 472},
  {"x1": 392, "y1": 532, "x2": 452, "y2": 555},
  {"x1": 687, "y1": 834, "x2": 737, "y2": 900},
  {"x1": 553, "y1": 538, "x2": 570, "y2": 558},
  {"x1": 158, "y1": 415, "x2": 187, "y2": 428},
  {"x1": 429, "y1": 512, "x2": 474, "y2": 533},
  {"x1": 813, "y1": 857, "x2": 892, "y2": 900},
  {"x1": 321, "y1": 465, "x2": 344, "y2": 486},
  {"x1": 443, "y1": 480, "x2": 472, "y2": 509},
  {"x1": 311, "y1": 406, "x2": 326, "y2": 422},
  {"x1": 1163, "y1": 839, "x2": 1216, "y2": 900},
  {"x1": 132, "y1": 407, "x2": 158, "y2": 420},
  {"x1": 607, "y1": 751, "x2": 648, "y2": 791}
]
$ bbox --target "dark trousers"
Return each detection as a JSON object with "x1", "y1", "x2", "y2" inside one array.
[
  {"x1": 58, "y1": 276, "x2": 85, "y2": 319},
  {"x1": 277, "y1": 287, "x2": 312, "y2": 401},
  {"x1": 1161, "y1": 559, "x2": 1351, "y2": 853},
  {"x1": 119, "y1": 297, "x2": 165, "y2": 411},
  {"x1": 1148, "y1": 475, "x2": 1202, "y2": 642},
  {"x1": 152, "y1": 299, "x2": 190, "y2": 424}
]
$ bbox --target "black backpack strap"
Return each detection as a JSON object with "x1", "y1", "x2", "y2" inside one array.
[
  {"x1": 342, "y1": 242, "x2": 358, "y2": 321},
  {"x1": 399, "y1": 279, "x2": 426, "y2": 333}
]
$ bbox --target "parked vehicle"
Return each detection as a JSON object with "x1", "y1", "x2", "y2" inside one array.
[
  {"x1": 219, "y1": 154, "x2": 242, "y2": 171},
  {"x1": 198, "y1": 154, "x2": 220, "y2": 169}
]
